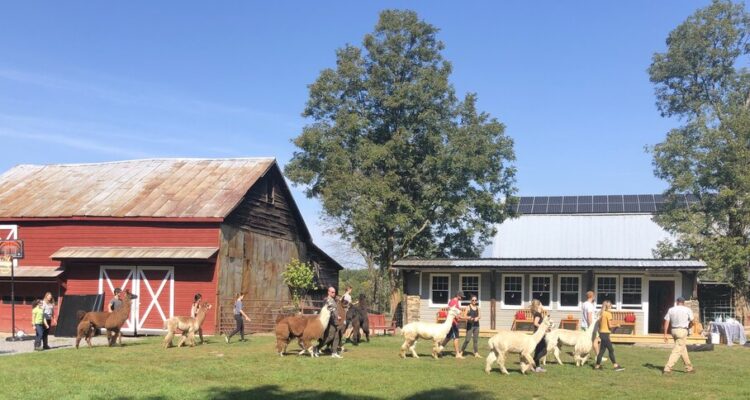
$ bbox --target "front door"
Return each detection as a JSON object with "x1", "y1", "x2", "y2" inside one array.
[
  {"x1": 648, "y1": 280, "x2": 675, "y2": 333},
  {"x1": 99, "y1": 266, "x2": 174, "y2": 334}
]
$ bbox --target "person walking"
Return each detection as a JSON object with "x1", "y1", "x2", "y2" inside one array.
[
  {"x1": 460, "y1": 296, "x2": 481, "y2": 357},
  {"x1": 191, "y1": 293, "x2": 204, "y2": 344},
  {"x1": 31, "y1": 299, "x2": 47, "y2": 351},
  {"x1": 581, "y1": 290, "x2": 602, "y2": 357},
  {"x1": 323, "y1": 286, "x2": 344, "y2": 358},
  {"x1": 662, "y1": 297, "x2": 695, "y2": 375},
  {"x1": 108, "y1": 288, "x2": 123, "y2": 312},
  {"x1": 441, "y1": 291, "x2": 464, "y2": 358},
  {"x1": 41, "y1": 292, "x2": 55, "y2": 350},
  {"x1": 225, "y1": 293, "x2": 251, "y2": 343},
  {"x1": 594, "y1": 300, "x2": 625, "y2": 371},
  {"x1": 530, "y1": 299, "x2": 548, "y2": 373}
]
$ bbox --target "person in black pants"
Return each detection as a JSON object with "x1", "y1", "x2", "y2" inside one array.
[
  {"x1": 461, "y1": 296, "x2": 481, "y2": 357},
  {"x1": 41, "y1": 292, "x2": 55, "y2": 350},
  {"x1": 225, "y1": 293, "x2": 251, "y2": 343},
  {"x1": 594, "y1": 300, "x2": 624, "y2": 371},
  {"x1": 531, "y1": 299, "x2": 547, "y2": 373}
]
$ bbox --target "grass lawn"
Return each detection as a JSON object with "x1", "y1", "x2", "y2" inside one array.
[{"x1": 3, "y1": 334, "x2": 750, "y2": 399}]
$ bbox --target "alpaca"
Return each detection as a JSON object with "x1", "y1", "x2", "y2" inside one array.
[
  {"x1": 163, "y1": 303, "x2": 213, "y2": 349},
  {"x1": 104, "y1": 291, "x2": 134, "y2": 346},
  {"x1": 485, "y1": 315, "x2": 552, "y2": 375},
  {"x1": 274, "y1": 304, "x2": 331, "y2": 357},
  {"x1": 75, "y1": 318, "x2": 95, "y2": 349},
  {"x1": 542, "y1": 318, "x2": 598, "y2": 366},
  {"x1": 345, "y1": 295, "x2": 370, "y2": 346},
  {"x1": 317, "y1": 299, "x2": 348, "y2": 355},
  {"x1": 399, "y1": 307, "x2": 461, "y2": 359}
]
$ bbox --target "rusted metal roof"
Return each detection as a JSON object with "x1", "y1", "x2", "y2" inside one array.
[
  {"x1": 0, "y1": 158, "x2": 276, "y2": 219},
  {"x1": 0, "y1": 266, "x2": 64, "y2": 278},
  {"x1": 51, "y1": 246, "x2": 219, "y2": 260}
]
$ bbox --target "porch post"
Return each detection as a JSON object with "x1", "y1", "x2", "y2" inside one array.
[{"x1": 489, "y1": 270, "x2": 497, "y2": 330}]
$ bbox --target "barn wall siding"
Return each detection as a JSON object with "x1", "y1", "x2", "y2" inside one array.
[{"x1": 16, "y1": 221, "x2": 221, "y2": 266}]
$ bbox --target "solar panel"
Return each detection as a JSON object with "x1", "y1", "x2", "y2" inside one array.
[{"x1": 513, "y1": 194, "x2": 696, "y2": 215}]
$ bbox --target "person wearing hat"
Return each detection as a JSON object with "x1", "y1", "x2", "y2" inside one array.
[
  {"x1": 441, "y1": 291, "x2": 464, "y2": 358},
  {"x1": 662, "y1": 297, "x2": 695, "y2": 375}
]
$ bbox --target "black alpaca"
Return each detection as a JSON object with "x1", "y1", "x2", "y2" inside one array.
[{"x1": 347, "y1": 294, "x2": 370, "y2": 345}]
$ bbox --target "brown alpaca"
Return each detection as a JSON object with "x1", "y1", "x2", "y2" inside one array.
[
  {"x1": 275, "y1": 304, "x2": 331, "y2": 357},
  {"x1": 75, "y1": 317, "x2": 95, "y2": 349},
  {"x1": 163, "y1": 303, "x2": 212, "y2": 349},
  {"x1": 75, "y1": 310, "x2": 109, "y2": 349},
  {"x1": 104, "y1": 291, "x2": 134, "y2": 346}
]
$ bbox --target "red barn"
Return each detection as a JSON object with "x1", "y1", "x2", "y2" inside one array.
[{"x1": 0, "y1": 158, "x2": 341, "y2": 335}]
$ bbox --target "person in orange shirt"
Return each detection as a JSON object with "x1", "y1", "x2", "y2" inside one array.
[{"x1": 594, "y1": 300, "x2": 624, "y2": 371}]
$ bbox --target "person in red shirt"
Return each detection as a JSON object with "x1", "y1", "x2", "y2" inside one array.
[{"x1": 441, "y1": 291, "x2": 464, "y2": 358}]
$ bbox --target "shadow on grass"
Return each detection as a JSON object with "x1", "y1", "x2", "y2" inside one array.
[
  {"x1": 403, "y1": 385, "x2": 497, "y2": 400},
  {"x1": 643, "y1": 363, "x2": 665, "y2": 372},
  {"x1": 201, "y1": 385, "x2": 381, "y2": 400}
]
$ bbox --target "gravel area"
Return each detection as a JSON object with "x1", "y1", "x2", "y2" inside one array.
[{"x1": 0, "y1": 333, "x2": 144, "y2": 356}]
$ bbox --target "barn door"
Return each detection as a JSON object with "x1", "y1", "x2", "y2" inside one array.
[
  {"x1": 135, "y1": 267, "x2": 174, "y2": 333},
  {"x1": 99, "y1": 266, "x2": 174, "y2": 335},
  {"x1": 99, "y1": 266, "x2": 138, "y2": 334}
]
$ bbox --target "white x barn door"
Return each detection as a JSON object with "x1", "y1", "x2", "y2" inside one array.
[{"x1": 99, "y1": 266, "x2": 174, "y2": 334}]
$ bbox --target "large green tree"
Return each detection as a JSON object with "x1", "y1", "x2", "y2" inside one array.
[
  {"x1": 649, "y1": 0, "x2": 750, "y2": 298},
  {"x1": 286, "y1": 10, "x2": 516, "y2": 309}
]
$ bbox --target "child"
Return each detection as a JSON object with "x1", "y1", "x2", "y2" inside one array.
[
  {"x1": 31, "y1": 299, "x2": 48, "y2": 351},
  {"x1": 594, "y1": 300, "x2": 625, "y2": 371}
]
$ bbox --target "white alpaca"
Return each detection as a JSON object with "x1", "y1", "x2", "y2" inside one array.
[
  {"x1": 400, "y1": 307, "x2": 461, "y2": 359},
  {"x1": 485, "y1": 315, "x2": 552, "y2": 375},
  {"x1": 542, "y1": 318, "x2": 598, "y2": 366}
]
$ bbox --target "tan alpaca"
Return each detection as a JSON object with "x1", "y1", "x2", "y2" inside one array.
[
  {"x1": 485, "y1": 315, "x2": 553, "y2": 375},
  {"x1": 163, "y1": 303, "x2": 213, "y2": 349}
]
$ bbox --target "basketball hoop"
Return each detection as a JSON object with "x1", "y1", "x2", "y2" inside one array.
[{"x1": 1, "y1": 240, "x2": 24, "y2": 342}]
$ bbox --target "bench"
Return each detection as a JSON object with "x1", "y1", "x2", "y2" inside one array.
[
  {"x1": 368, "y1": 313, "x2": 396, "y2": 336},
  {"x1": 435, "y1": 307, "x2": 468, "y2": 324},
  {"x1": 511, "y1": 310, "x2": 544, "y2": 332},
  {"x1": 610, "y1": 311, "x2": 636, "y2": 335}
]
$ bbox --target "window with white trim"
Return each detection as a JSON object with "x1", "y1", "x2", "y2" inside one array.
[
  {"x1": 460, "y1": 275, "x2": 480, "y2": 306},
  {"x1": 559, "y1": 276, "x2": 580, "y2": 307},
  {"x1": 621, "y1": 277, "x2": 642, "y2": 309},
  {"x1": 503, "y1": 275, "x2": 523, "y2": 306},
  {"x1": 431, "y1": 275, "x2": 449, "y2": 306},
  {"x1": 596, "y1": 276, "x2": 617, "y2": 306},
  {"x1": 531, "y1": 276, "x2": 551, "y2": 306}
]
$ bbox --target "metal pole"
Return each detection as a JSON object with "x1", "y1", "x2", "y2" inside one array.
[{"x1": 10, "y1": 257, "x2": 16, "y2": 340}]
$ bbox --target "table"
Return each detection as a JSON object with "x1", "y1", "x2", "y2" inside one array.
[
  {"x1": 559, "y1": 318, "x2": 580, "y2": 330},
  {"x1": 709, "y1": 321, "x2": 747, "y2": 346}
]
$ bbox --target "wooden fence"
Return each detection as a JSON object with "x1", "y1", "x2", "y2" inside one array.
[{"x1": 218, "y1": 298, "x2": 326, "y2": 334}]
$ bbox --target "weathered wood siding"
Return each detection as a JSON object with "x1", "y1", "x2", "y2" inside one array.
[{"x1": 224, "y1": 167, "x2": 303, "y2": 242}]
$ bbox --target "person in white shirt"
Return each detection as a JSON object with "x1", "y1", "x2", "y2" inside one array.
[
  {"x1": 581, "y1": 290, "x2": 601, "y2": 356},
  {"x1": 662, "y1": 297, "x2": 695, "y2": 375}
]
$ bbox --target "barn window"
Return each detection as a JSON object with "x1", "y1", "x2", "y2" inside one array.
[
  {"x1": 531, "y1": 275, "x2": 552, "y2": 306},
  {"x1": 559, "y1": 275, "x2": 580, "y2": 308},
  {"x1": 430, "y1": 274, "x2": 450, "y2": 306},
  {"x1": 460, "y1": 274, "x2": 480, "y2": 306},
  {"x1": 621, "y1": 277, "x2": 642, "y2": 309},
  {"x1": 597, "y1": 276, "x2": 618, "y2": 307},
  {"x1": 265, "y1": 179, "x2": 275, "y2": 204},
  {"x1": 503, "y1": 275, "x2": 523, "y2": 307}
]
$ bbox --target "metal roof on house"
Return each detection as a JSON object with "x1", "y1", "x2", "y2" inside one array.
[
  {"x1": 393, "y1": 258, "x2": 706, "y2": 270},
  {"x1": 492, "y1": 213, "x2": 679, "y2": 259},
  {"x1": 513, "y1": 194, "x2": 699, "y2": 215},
  {"x1": 0, "y1": 158, "x2": 276, "y2": 219},
  {"x1": 50, "y1": 246, "x2": 219, "y2": 260}
]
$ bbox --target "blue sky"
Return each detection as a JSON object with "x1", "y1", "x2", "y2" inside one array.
[{"x1": 0, "y1": 1, "x2": 712, "y2": 264}]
